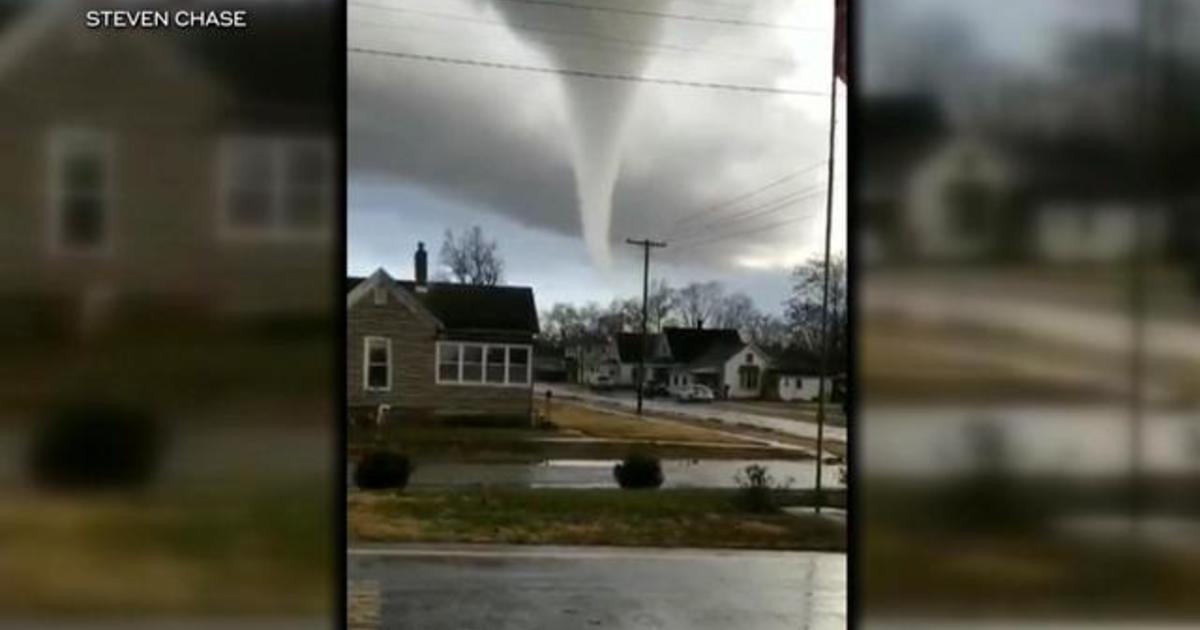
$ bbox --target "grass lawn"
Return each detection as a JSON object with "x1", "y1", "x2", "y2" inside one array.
[
  {"x1": 0, "y1": 485, "x2": 332, "y2": 615},
  {"x1": 540, "y1": 400, "x2": 753, "y2": 445},
  {"x1": 348, "y1": 487, "x2": 846, "y2": 551},
  {"x1": 716, "y1": 400, "x2": 847, "y2": 427},
  {"x1": 352, "y1": 401, "x2": 811, "y2": 462}
]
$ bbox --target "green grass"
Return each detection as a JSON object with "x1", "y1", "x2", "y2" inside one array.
[
  {"x1": 0, "y1": 483, "x2": 333, "y2": 614},
  {"x1": 349, "y1": 487, "x2": 846, "y2": 551}
]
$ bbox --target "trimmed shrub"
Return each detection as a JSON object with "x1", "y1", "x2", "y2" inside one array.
[
  {"x1": 30, "y1": 400, "x2": 166, "y2": 491},
  {"x1": 613, "y1": 454, "x2": 664, "y2": 489},
  {"x1": 354, "y1": 450, "x2": 412, "y2": 490},
  {"x1": 734, "y1": 464, "x2": 788, "y2": 513}
]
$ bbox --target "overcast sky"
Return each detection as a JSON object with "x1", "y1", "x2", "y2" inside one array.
[
  {"x1": 348, "y1": 0, "x2": 845, "y2": 316},
  {"x1": 862, "y1": 0, "x2": 1141, "y2": 95}
]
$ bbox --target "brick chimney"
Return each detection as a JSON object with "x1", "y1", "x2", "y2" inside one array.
[
  {"x1": 696, "y1": 318, "x2": 704, "y2": 330},
  {"x1": 414, "y1": 242, "x2": 428, "y2": 286}
]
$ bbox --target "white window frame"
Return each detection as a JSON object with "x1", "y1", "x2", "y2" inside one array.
[
  {"x1": 435, "y1": 341, "x2": 532, "y2": 387},
  {"x1": 47, "y1": 128, "x2": 115, "y2": 258},
  {"x1": 739, "y1": 365, "x2": 760, "y2": 390},
  {"x1": 363, "y1": 336, "x2": 392, "y2": 392},
  {"x1": 217, "y1": 135, "x2": 332, "y2": 243}
]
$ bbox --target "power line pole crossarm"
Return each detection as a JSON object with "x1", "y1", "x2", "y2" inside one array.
[{"x1": 626, "y1": 238, "x2": 667, "y2": 416}]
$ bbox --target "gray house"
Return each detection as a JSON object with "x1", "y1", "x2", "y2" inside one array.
[{"x1": 347, "y1": 244, "x2": 539, "y2": 424}]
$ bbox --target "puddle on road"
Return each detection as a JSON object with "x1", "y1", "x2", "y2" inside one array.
[{"x1": 405, "y1": 459, "x2": 846, "y2": 490}]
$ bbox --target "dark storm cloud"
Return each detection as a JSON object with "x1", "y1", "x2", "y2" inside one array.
[{"x1": 349, "y1": 0, "x2": 837, "y2": 268}]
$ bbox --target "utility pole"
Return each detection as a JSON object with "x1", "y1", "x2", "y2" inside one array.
[
  {"x1": 813, "y1": 1, "x2": 843, "y2": 515},
  {"x1": 1128, "y1": 0, "x2": 1158, "y2": 536},
  {"x1": 626, "y1": 238, "x2": 667, "y2": 415}
]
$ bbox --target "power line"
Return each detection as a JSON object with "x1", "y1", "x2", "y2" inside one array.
[
  {"x1": 665, "y1": 184, "x2": 819, "y2": 241},
  {"x1": 667, "y1": 184, "x2": 825, "y2": 241},
  {"x1": 349, "y1": 1, "x2": 795, "y2": 66},
  {"x1": 494, "y1": 0, "x2": 820, "y2": 32},
  {"x1": 667, "y1": 213, "x2": 816, "y2": 255},
  {"x1": 669, "y1": 159, "x2": 827, "y2": 226},
  {"x1": 348, "y1": 46, "x2": 827, "y2": 96}
]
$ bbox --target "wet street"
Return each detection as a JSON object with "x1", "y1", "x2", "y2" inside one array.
[{"x1": 348, "y1": 544, "x2": 846, "y2": 630}]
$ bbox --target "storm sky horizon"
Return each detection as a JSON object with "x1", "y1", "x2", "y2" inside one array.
[{"x1": 348, "y1": 0, "x2": 846, "y2": 316}]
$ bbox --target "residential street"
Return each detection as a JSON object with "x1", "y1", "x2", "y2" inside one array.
[
  {"x1": 540, "y1": 384, "x2": 849, "y2": 444},
  {"x1": 348, "y1": 544, "x2": 846, "y2": 629}
]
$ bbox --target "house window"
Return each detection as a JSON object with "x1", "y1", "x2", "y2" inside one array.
[
  {"x1": 438, "y1": 343, "x2": 460, "y2": 381},
  {"x1": 738, "y1": 365, "x2": 760, "y2": 389},
  {"x1": 437, "y1": 342, "x2": 531, "y2": 386},
  {"x1": 485, "y1": 346, "x2": 506, "y2": 384},
  {"x1": 462, "y1": 345, "x2": 484, "y2": 383},
  {"x1": 364, "y1": 337, "x2": 391, "y2": 391},
  {"x1": 508, "y1": 347, "x2": 529, "y2": 384},
  {"x1": 49, "y1": 129, "x2": 112, "y2": 255},
  {"x1": 219, "y1": 136, "x2": 331, "y2": 241},
  {"x1": 373, "y1": 287, "x2": 387, "y2": 305},
  {"x1": 745, "y1": 353, "x2": 754, "y2": 364}
]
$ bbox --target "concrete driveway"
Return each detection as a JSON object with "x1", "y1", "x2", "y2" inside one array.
[
  {"x1": 540, "y1": 384, "x2": 849, "y2": 444},
  {"x1": 349, "y1": 543, "x2": 846, "y2": 630}
]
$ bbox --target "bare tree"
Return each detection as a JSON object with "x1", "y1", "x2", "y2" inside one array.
[
  {"x1": 677, "y1": 281, "x2": 724, "y2": 328},
  {"x1": 606, "y1": 297, "x2": 641, "y2": 334},
  {"x1": 785, "y1": 255, "x2": 847, "y2": 359},
  {"x1": 711, "y1": 292, "x2": 758, "y2": 332},
  {"x1": 746, "y1": 312, "x2": 792, "y2": 349},
  {"x1": 646, "y1": 279, "x2": 678, "y2": 332},
  {"x1": 439, "y1": 226, "x2": 504, "y2": 285}
]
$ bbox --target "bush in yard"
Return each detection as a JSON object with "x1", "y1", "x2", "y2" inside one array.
[
  {"x1": 941, "y1": 418, "x2": 1050, "y2": 534},
  {"x1": 613, "y1": 453, "x2": 664, "y2": 489},
  {"x1": 734, "y1": 464, "x2": 790, "y2": 513},
  {"x1": 30, "y1": 400, "x2": 166, "y2": 491},
  {"x1": 354, "y1": 450, "x2": 411, "y2": 490}
]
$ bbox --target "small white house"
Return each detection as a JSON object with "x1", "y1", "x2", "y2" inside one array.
[
  {"x1": 777, "y1": 373, "x2": 823, "y2": 402},
  {"x1": 1036, "y1": 203, "x2": 1166, "y2": 263},
  {"x1": 905, "y1": 137, "x2": 1014, "y2": 261}
]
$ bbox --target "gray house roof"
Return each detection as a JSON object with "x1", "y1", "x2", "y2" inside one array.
[
  {"x1": 662, "y1": 327, "x2": 746, "y2": 368},
  {"x1": 615, "y1": 333, "x2": 670, "y2": 363},
  {"x1": 347, "y1": 275, "x2": 538, "y2": 335}
]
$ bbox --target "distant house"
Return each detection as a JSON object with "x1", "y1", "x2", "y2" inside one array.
[
  {"x1": 608, "y1": 332, "x2": 673, "y2": 387},
  {"x1": 533, "y1": 343, "x2": 569, "y2": 383},
  {"x1": 662, "y1": 328, "x2": 771, "y2": 399},
  {"x1": 766, "y1": 350, "x2": 838, "y2": 402},
  {"x1": 347, "y1": 244, "x2": 539, "y2": 423},
  {"x1": 588, "y1": 326, "x2": 772, "y2": 399}
]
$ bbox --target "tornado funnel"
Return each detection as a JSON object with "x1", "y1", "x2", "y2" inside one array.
[{"x1": 488, "y1": 0, "x2": 673, "y2": 267}]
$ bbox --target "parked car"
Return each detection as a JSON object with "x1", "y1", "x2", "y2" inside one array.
[
  {"x1": 590, "y1": 374, "x2": 614, "y2": 391},
  {"x1": 643, "y1": 382, "x2": 670, "y2": 399},
  {"x1": 674, "y1": 384, "x2": 715, "y2": 403}
]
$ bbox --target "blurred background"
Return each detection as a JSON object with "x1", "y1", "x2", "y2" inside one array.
[
  {"x1": 0, "y1": 0, "x2": 336, "y2": 627},
  {"x1": 859, "y1": 0, "x2": 1200, "y2": 626}
]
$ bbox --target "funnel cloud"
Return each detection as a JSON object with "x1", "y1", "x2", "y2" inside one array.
[
  {"x1": 488, "y1": 0, "x2": 674, "y2": 266},
  {"x1": 349, "y1": 0, "x2": 844, "y2": 311}
]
